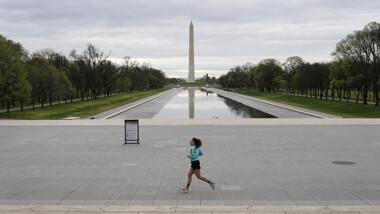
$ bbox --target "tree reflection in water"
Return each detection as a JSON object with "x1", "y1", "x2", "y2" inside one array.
[{"x1": 220, "y1": 95, "x2": 277, "y2": 118}]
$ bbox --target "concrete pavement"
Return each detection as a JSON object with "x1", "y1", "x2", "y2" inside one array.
[
  {"x1": 1, "y1": 205, "x2": 380, "y2": 213},
  {"x1": 1, "y1": 119, "x2": 380, "y2": 207}
]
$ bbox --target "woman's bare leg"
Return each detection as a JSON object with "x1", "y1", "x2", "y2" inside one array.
[
  {"x1": 194, "y1": 169, "x2": 215, "y2": 190},
  {"x1": 186, "y1": 168, "x2": 194, "y2": 189},
  {"x1": 194, "y1": 169, "x2": 209, "y2": 182}
]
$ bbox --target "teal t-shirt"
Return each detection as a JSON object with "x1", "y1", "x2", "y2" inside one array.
[{"x1": 189, "y1": 145, "x2": 203, "y2": 162}]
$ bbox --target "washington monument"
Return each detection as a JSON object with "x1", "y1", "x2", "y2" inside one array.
[{"x1": 188, "y1": 21, "x2": 195, "y2": 82}]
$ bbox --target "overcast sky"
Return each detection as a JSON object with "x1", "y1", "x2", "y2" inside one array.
[{"x1": 1, "y1": 0, "x2": 379, "y2": 78}]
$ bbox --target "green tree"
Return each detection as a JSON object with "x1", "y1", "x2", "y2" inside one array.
[
  {"x1": 218, "y1": 74, "x2": 228, "y2": 89},
  {"x1": 102, "y1": 61, "x2": 119, "y2": 96},
  {"x1": 362, "y1": 22, "x2": 380, "y2": 106},
  {"x1": 149, "y1": 68, "x2": 167, "y2": 89},
  {"x1": 283, "y1": 56, "x2": 304, "y2": 94},
  {"x1": 67, "y1": 53, "x2": 86, "y2": 101},
  {"x1": 120, "y1": 57, "x2": 146, "y2": 92},
  {"x1": 34, "y1": 49, "x2": 73, "y2": 103},
  {"x1": 27, "y1": 56, "x2": 47, "y2": 108},
  {"x1": 0, "y1": 35, "x2": 31, "y2": 112},
  {"x1": 292, "y1": 62, "x2": 309, "y2": 96},
  {"x1": 71, "y1": 44, "x2": 115, "y2": 99},
  {"x1": 254, "y1": 59, "x2": 284, "y2": 93},
  {"x1": 220, "y1": 64, "x2": 252, "y2": 90},
  {"x1": 329, "y1": 61, "x2": 349, "y2": 101},
  {"x1": 332, "y1": 22, "x2": 380, "y2": 105}
]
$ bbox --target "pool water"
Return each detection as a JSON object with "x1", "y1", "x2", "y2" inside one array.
[{"x1": 153, "y1": 89, "x2": 276, "y2": 119}]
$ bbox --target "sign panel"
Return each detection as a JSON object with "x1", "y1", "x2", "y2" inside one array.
[{"x1": 124, "y1": 120, "x2": 139, "y2": 144}]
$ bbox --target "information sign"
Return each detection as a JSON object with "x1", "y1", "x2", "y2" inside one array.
[{"x1": 124, "y1": 120, "x2": 139, "y2": 144}]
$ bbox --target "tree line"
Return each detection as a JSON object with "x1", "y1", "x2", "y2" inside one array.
[
  {"x1": 0, "y1": 36, "x2": 167, "y2": 112},
  {"x1": 218, "y1": 22, "x2": 380, "y2": 106}
]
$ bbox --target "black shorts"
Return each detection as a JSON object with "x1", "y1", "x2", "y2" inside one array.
[{"x1": 191, "y1": 160, "x2": 201, "y2": 170}]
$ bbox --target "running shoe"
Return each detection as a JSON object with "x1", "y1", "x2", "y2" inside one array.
[
  {"x1": 180, "y1": 186, "x2": 189, "y2": 193},
  {"x1": 210, "y1": 181, "x2": 215, "y2": 190}
]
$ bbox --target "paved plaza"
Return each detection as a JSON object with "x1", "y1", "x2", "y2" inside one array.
[{"x1": 1, "y1": 119, "x2": 380, "y2": 207}]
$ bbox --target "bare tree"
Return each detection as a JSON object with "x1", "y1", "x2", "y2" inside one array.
[{"x1": 71, "y1": 44, "x2": 116, "y2": 99}]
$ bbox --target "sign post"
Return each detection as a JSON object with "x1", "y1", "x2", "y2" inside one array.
[{"x1": 124, "y1": 120, "x2": 139, "y2": 144}]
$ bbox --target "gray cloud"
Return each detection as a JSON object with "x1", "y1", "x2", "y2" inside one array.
[{"x1": 1, "y1": 0, "x2": 379, "y2": 78}]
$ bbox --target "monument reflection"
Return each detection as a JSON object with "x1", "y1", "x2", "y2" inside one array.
[{"x1": 188, "y1": 89, "x2": 195, "y2": 118}]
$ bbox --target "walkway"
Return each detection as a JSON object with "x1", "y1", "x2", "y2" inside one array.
[
  {"x1": 206, "y1": 88, "x2": 340, "y2": 118},
  {"x1": 1, "y1": 205, "x2": 380, "y2": 213},
  {"x1": 89, "y1": 88, "x2": 180, "y2": 119},
  {"x1": 1, "y1": 119, "x2": 379, "y2": 207}
]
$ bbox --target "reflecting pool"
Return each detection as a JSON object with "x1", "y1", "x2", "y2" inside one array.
[{"x1": 153, "y1": 89, "x2": 276, "y2": 119}]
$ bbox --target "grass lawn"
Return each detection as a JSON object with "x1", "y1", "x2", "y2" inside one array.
[
  {"x1": 0, "y1": 88, "x2": 170, "y2": 120},
  {"x1": 178, "y1": 82, "x2": 207, "y2": 87},
  {"x1": 237, "y1": 90, "x2": 380, "y2": 118}
]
